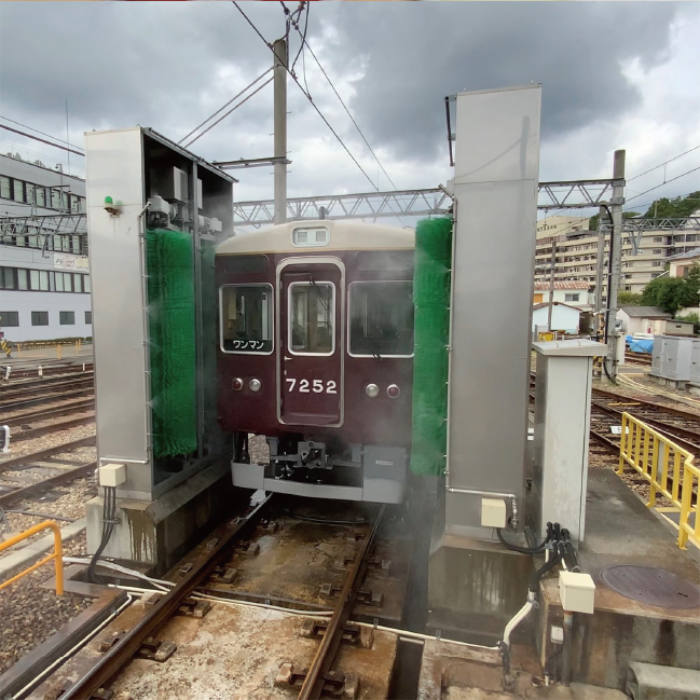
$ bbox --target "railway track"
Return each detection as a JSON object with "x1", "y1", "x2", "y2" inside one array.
[
  {"x1": 0, "y1": 377, "x2": 95, "y2": 413},
  {"x1": 28, "y1": 498, "x2": 409, "y2": 699},
  {"x1": 1, "y1": 361, "x2": 94, "y2": 381}
]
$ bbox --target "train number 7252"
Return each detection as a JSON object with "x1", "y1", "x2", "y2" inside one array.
[{"x1": 285, "y1": 378, "x2": 338, "y2": 394}]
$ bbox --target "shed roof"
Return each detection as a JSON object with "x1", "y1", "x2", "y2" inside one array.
[
  {"x1": 620, "y1": 306, "x2": 671, "y2": 319},
  {"x1": 532, "y1": 302, "x2": 581, "y2": 312},
  {"x1": 533, "y1": 281, "x2": 590, "y2": 291}
]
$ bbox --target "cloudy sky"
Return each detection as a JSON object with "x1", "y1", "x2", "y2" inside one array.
[{"x1": 1, "y1": 1, "x2": 700, "y2": 221}]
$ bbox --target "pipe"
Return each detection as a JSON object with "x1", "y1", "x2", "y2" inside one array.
[{"x1": 502, "y1": 590, "x2": 536, "y2": 653}]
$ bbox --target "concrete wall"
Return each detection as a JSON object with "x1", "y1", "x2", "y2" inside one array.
[
  {"x1": 532, "y1": 305, "x2": 580, "y2": 333},
  {"x1": 0, "y1": 289, "x2": 91, "y2": 341}
]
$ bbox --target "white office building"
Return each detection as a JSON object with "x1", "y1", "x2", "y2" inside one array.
[{"x1": 0, "y1": 152, "x2": 91, "y2": 342}]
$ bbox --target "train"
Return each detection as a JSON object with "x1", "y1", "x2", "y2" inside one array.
[{"x1": 216, "y1": 219, "x2": 415, "y2": 503}]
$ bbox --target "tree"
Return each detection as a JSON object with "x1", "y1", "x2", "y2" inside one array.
[
  {"x1": 618, "y1": 291, "x2": 643, "y2": 305},
  {"x1": 588, "y1": 211, "x2": 640, "y2": 230},
  {"x1": 643, "y1": 191, "x2": 700, "y2": 219},
  {"x1": 641, "y1": 274, "x2": 697, "y2": 315}
]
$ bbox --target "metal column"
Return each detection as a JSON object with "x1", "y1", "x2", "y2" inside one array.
[
  {"x1": 605, "y1": 150, "x2": 626, "y2": 380},
  {"x1": 273, "y1": 38, "x2": 288, "y2": 225}
]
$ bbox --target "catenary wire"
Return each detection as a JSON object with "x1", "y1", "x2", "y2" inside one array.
[
  {"x1": 628, "y1": 143, "x2": 700, "y2": 183},
  {"x1": 292, "y1": 19, "x2": 399, "y2": 190},
  {"x1": 232, "y1": 0, "x2": 381, "y2": 192},
  {"x1": 178, "y1": 68, "x2": 273, "y2": 146},
  {"x1": 0, "y1": 124, "x2": 84, "y2": 158},
  {"x1": 183, "y1": 76, "x2": 274, "y2": 149},
  {"x1": 0, "y1": 115, "x2": 82, "y2": 151},
  {"x1": 627, "y1": 164, "x2": 700, "y2": 203}
]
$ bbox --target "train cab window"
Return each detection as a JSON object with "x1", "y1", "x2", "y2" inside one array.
[
  {"x1": 349, "y1": 281, "x2": 414, "y2": 357},
  {"x1": 289, "y1": 282, "x2": 334, "y2": 355},
  {"x1": 220, "y1": 284, "x2": 273, "y2": 354}
]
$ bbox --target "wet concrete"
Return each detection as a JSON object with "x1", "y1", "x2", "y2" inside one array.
[{"x1": 537, "y1": 469, "x2": 700, "y2": 690}]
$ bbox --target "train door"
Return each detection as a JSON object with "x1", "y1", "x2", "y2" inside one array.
[{"x1": 278, "y1": 259, "x2": 343, "y2": 427}]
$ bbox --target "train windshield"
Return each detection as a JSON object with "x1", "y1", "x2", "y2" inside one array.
[
  {"x1": 220, "y1": 284, "x2": 273, "y2": 353},
  {"x1": 289, "y1": 282, "x2": 334, "y2": 355},
  {"x1": 349, "y1": 281, "x2": 414, "y2": 356}
]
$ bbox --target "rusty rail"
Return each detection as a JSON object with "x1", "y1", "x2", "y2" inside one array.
[
  {"x1": 60, "y1": 495, "x2": 272, "y2": 699},
  {"x1": 298, "y1": 505, "x2": 385, "y2": 700},
  {"x1": 0, "y1": 520, "x2": 64, "y2": 595}
]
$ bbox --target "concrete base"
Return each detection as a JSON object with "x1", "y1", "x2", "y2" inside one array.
[
  {"x1": 86, "y1": 460, "x2": 244, "y2": 575},
  {"x1": 536, "y1": 469, "x2": 700, "y2": 690},
  {"x1": 428, "y1": 533, "x2": 532, "y2": 641},
  {"x1": 648, "y1": 374, "x2": 690, "y2": 392}
]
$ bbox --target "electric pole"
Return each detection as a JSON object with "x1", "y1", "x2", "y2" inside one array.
[
  {"x1": 273, "y1": 37, "x2": 288, "y2": 224},
  {"x1": 605, "y1": 149, "x2": 626, "y2": 381}
]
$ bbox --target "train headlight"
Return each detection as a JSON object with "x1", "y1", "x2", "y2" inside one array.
[
  {"x1": 365, "y1": 383, "x2": 379, "y2": 398},
  {"x1": 232, "y1": 377, "x2": 244, "y2": 391},
  {"x1": 249, "y1": 378, "x2": 262, "y2": 392},
  {"x1": 386, "y1": 384, "x2": 401, "y2": 399}
]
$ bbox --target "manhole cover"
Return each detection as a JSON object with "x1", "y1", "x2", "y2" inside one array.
[{"x1": 601, "y1": 565, "x2": 700, "y2": 609}]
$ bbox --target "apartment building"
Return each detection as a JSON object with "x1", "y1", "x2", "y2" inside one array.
[
  {"x1": 0, "y1": 152, "x2": 91, "y2": 342},
  {"x1": 534, "y1": 214, "x2": 700, "y2": 300}
]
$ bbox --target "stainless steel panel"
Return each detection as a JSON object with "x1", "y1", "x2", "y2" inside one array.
[
  {"x1": 85, "y1": 128, "x2": 151, "y2": 495},
  {"x1": 446, "y1": 86, "x2": 541, "y2": 533}
]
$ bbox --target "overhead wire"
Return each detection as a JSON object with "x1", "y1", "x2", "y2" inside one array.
[
  {"x1": 232, "y1": 0, "x2": 381, "y2": 192},
  {"x1": 178, "y1": 68, "x2": 273, "y2": 146},
  {"x1": 182, "y1": 75, "x2": 274, "y2": 149},
  {"x1": 0, "y1": 123, "x2": 84, "y2": 158},
  {"x1": 0, "y1": 115, "x2": 82, "y2": 151},
  {"x1": 290, "y1": 14, "x2": 400, "y2": 190},
  {"x1": 627, "y1": 164, "x2": 700, "y2": 203},
  {"x1": 627, "y1": 143, "x2": 700, "y2": 183}
]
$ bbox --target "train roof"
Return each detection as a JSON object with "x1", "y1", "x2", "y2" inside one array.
[{"x1": 216, "y1": 219, "x2": 414, "y2": 256}]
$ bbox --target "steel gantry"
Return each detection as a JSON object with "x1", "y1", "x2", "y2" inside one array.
[{"x1": 232, "y1": 179, "x2": 632, "y2": 227}]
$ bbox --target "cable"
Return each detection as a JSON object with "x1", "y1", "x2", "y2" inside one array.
[
  {"x1": 627, "y1": 164, "x2": 700, "y2": 203},
  {"x1": 0, "y1": 124, "x2": 84, "y2": 157},
  {"x1": 232, "y1": 0, "x2": 381, "y2": 192},
  {"x1": 296, "y1": 29, "x2": 399, "y2": 190},
  {"x1": 183, "y1": 76, "x2": 274, "y2": 148},
  {"x1": 178, "y1": 68, "x2": 273, "y2": 146},
  {"x1": 87, "y1": 485, "x2": 117, "y2": 582},
  {"x1": 0, "y1": 115, "x2": 81, "y2": 151},
  {"x1": 628, "y1": 143, "x2": 700, "y2": 183},
  {"x1": 497, "y1": 522, "x2": 550, "y2": 554},
  {"x1": 287, "y1": 509, "x2": 368, "y2": 526}
]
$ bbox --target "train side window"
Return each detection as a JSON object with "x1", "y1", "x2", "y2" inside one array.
[
  {"x1": 220, "y1": 284, "x2": 273, "y2": 354},
  {"x1": 349, "y1": 281, "x2": 414, "y2": 357},
  {"x1": 288, "y1": 282, "x2": 334, "y2": 356}
]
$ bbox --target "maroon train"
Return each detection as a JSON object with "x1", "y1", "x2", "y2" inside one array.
[{"x1": 216, "y1": 219, "x2": 415, "y2": 503}]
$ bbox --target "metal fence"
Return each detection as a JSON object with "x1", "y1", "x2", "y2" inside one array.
[
  {"x1": 617, "y1": 411, "x2": 699, "y2": 550},
  {"x1": 0, "y1": 520, "x2": 64, "y2": 594}
]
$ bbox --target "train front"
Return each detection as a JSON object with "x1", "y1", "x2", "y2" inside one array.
[{"x1": 215, "y1": 219, "x2": 414, "y2": 503}]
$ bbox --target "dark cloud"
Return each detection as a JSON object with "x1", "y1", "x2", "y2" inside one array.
[
  {"x1": 0, "y1": 1, "x2": 691, "y2": 198},
  {"x1": 320, "y1": 2, "x2": 679, "y2": 160}
]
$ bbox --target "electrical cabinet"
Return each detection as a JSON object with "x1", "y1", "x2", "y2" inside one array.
[
  {"x1": 690, "y1": 339, "x2": 700, "y2": 386},
  {"x1": 660, "y1": 336, "x2": 693, "y2": 381}
]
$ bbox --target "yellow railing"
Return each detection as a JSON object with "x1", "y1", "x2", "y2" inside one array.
[
  {"x1": 617, "y1": 412, "x2": 699, "y2": 550},
  {"x1": 0, "y1": 520, "x2": 64, "y2": 595}
]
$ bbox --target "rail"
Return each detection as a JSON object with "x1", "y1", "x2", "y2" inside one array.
[
  {"x1": 617, "y1": 412, "x2": 699, "y2": 550},
  {"x1": 0, "y1": 520, "x2": 64, "y2": 595}
]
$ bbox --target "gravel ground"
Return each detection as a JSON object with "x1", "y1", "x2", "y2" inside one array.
[
  {"x1": 1, "y1": 477, "x2": 97, "y2": 541},
  {"x1": 1, "y1": 423, "x2": 95, "y2": 462},
  {"x1": 0, "y1": 531, "x2": 92, "y2": 675}
]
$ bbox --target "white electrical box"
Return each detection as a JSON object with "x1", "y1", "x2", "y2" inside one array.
[
  {"x1": 98, "y1": 462, "x2": 127, "y2": 488},
  {"x1": 559, "y1": 570, "x2": 596, "y2": 614},
  {"x1": 481, "y1": 497, "x2": 507, "y2": 528}
]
